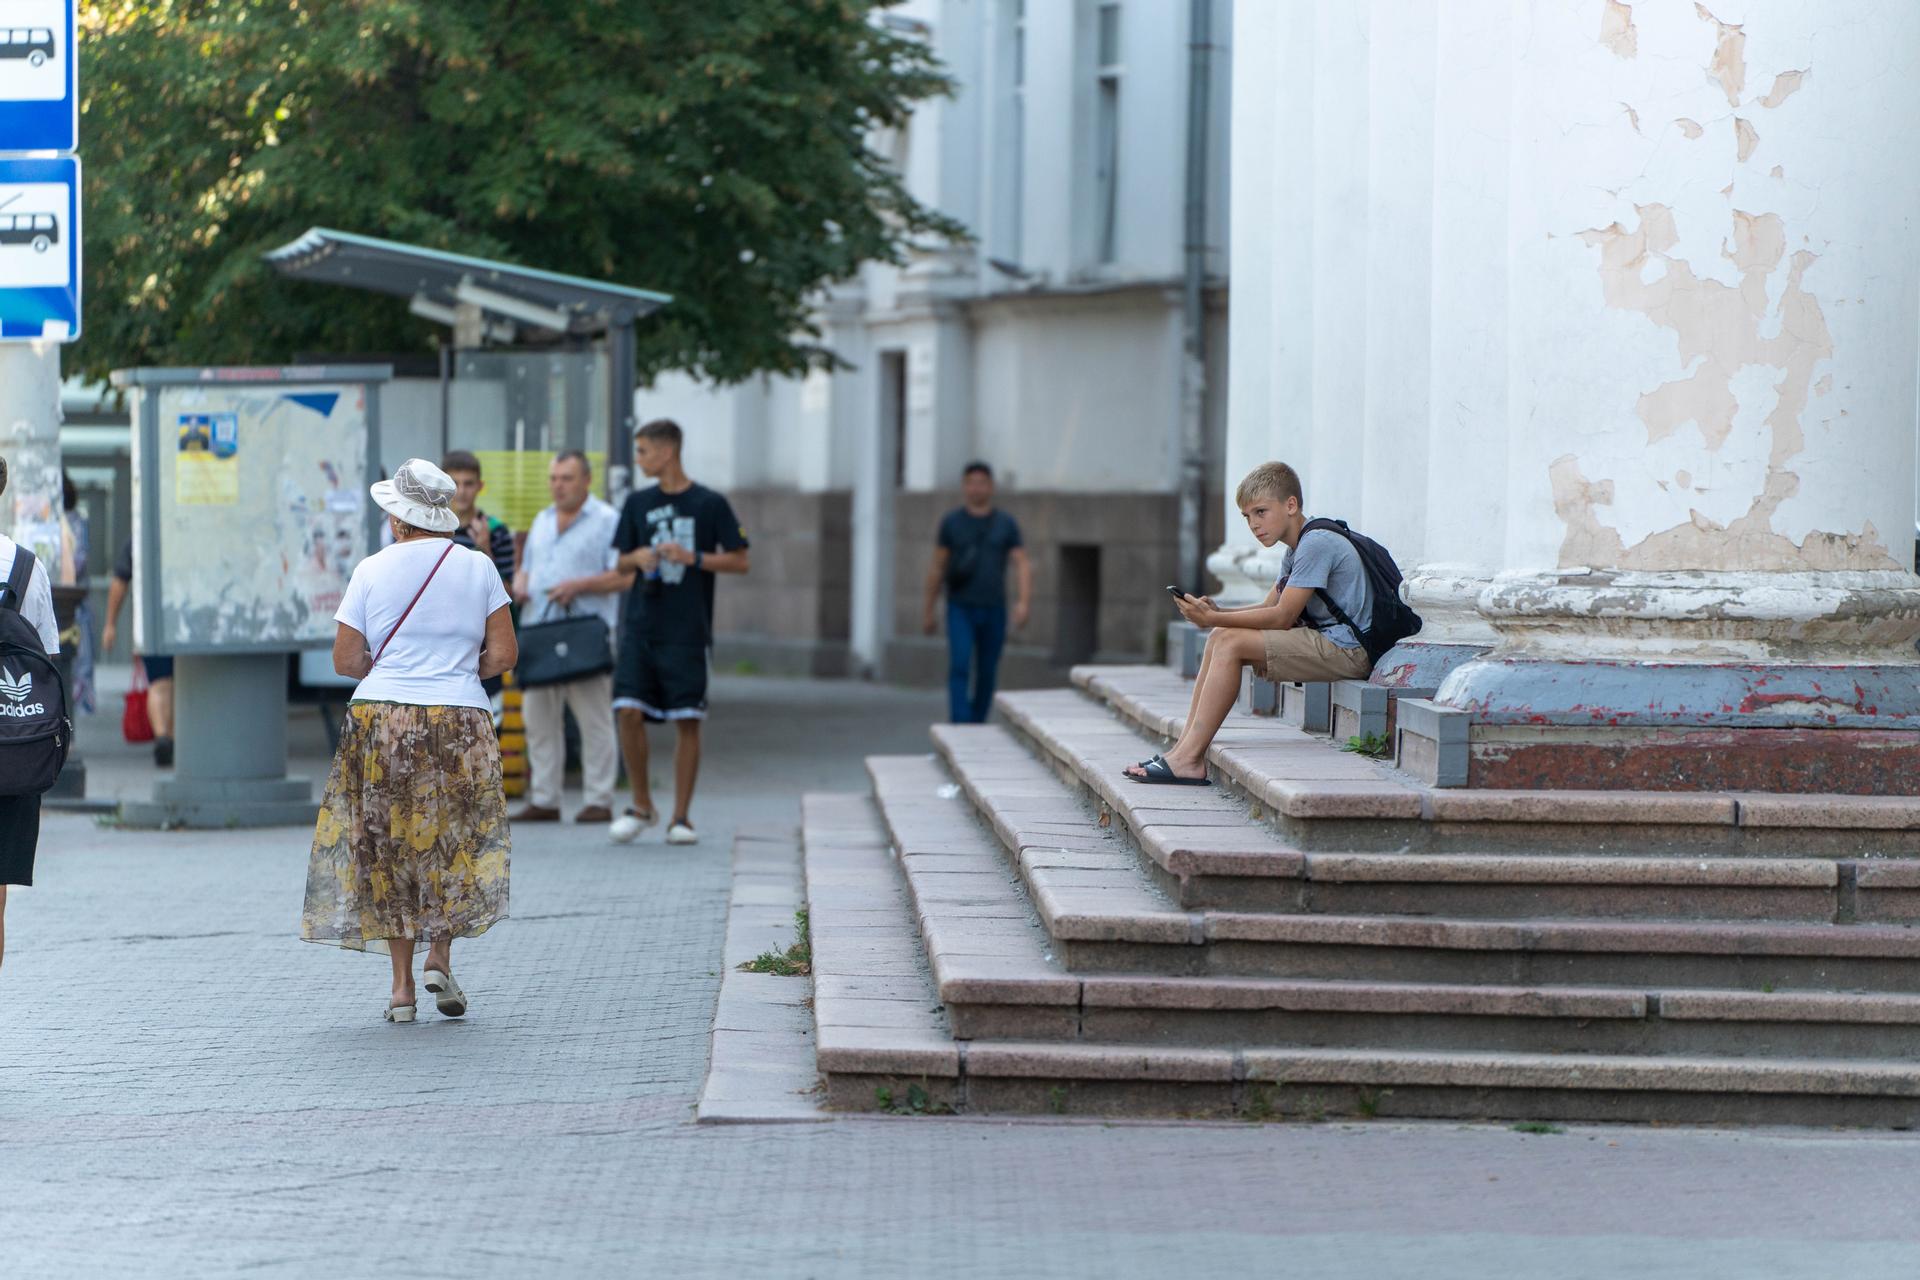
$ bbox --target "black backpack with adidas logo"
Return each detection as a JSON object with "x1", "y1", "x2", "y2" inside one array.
[{"x1": 0, "y1": 546, "x2": 72, "y2": 796}]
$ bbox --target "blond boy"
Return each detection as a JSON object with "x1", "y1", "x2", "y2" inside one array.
[{"x1": 1125, "y1": 462, "x2": 1373, "y2": 785}]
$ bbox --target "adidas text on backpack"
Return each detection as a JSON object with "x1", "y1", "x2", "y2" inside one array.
[
  {"x1": 1298, "y1": 518, "x2": 1424, "y2": 665},
  {"x1": 0, "y1": 547, "x2": 72, "y2": 796}
]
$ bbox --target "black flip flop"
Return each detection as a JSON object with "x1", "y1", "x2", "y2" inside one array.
[{"x1": 1125, "y1": 756, "x2": 1211, "y2": 786}]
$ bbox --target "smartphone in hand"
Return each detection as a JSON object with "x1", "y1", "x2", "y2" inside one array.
[{"x1": 1166, "y1": 585, "x2": 1189, "y2": 601}]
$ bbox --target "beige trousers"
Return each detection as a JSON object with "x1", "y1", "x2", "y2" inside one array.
[{"x1": 523, "y1": 672, "x2": 618, "y2": 811}]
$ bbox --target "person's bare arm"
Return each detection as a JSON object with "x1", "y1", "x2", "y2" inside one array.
[
  {"x1": 546, "y1": 567, "x2": 636, "y2": 608},
  {"x1": 101, "y1": 576, "x2": 128, "y2": 652},
  {"x1": 922, "y1": 547, "x2": 949, "y2": 634},
  {"x1": 1010, "y1": 546, "x2": 1033, "y2": 630},
  {"x1": 1179, "y1": 584, "x2": 1310, "y2": 632},
  {"x1": 657, "y1": 543, "x2": 749, "y2": 575},
  {"x1": 333, "y1": 622, "x2": 373, "y2": 680},
  {"x1": 477, "y1": 605, "x2": 519, "y2": 680}
]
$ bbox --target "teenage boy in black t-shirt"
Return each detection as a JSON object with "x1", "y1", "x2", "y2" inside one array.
[{"x1": 607, "y1": 419, "x2": 750, "y2": 847}]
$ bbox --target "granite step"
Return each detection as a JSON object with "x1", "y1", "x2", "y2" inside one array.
[
  {"x1": 1062, "y1": 664, "x2": 1920, "y2": 857},
  {"x1": 941, "y1": 715, "x2": 1882, "y2": 922},
  {"x1": 803, "y1": 791, "x2": 1920, "y2": 1122},
  {"x1": 948, "y1": 710, "x2": 1920, "y2": 990},
  {"x1": 912, "y1": 728, "x2": 1920, "y2": 1054}
]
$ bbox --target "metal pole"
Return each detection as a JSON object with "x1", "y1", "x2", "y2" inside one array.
[
  {"x1": 608, "y1": 318, "x2": 637, "y2": 503},
  {"x1": 437, "y1": 335, "x2": 451, "y2": 461},
  {"x1": 1176, "y1": 0, "x2": 1214, "y2": 592},
  {"x1": 0, "y1": 341, "x2": 65, "y2": 565}
]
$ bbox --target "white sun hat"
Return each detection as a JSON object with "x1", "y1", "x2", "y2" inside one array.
[{"x1": 370, "y1": 458, "x2": 460, "y2": 534}]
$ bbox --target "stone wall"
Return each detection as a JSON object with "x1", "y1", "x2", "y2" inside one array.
[{"x1": 710, "y1": 488, "x2": 852, "y2": 678}]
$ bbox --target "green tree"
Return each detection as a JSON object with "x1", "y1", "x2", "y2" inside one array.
[{"x1": 75, "y1": 0, "x2": 962, "y2": 383}]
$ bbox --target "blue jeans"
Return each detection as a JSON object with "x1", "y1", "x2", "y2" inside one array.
[{"x1": 947, "y1": 603, "x2": 1007, "y2": 724}]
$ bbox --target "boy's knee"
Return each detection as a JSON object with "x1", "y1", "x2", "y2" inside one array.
[{"x1": 617, "y1": 706, "x2": 647, "y2": 729}]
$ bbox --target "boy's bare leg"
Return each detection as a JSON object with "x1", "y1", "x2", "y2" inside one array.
[
  {"x1": 1159, "y1": 629, "x2": 1264, "y2": 779},
  {"x1": 617, "y1": 708, "x2": 657, "y2": 818},
  {"x1": 1128, "y1": 631, "x2": 1225, "y2": 779},
  {"x1": 671, "y1": 721, "x2": 701, "y2": 824},
  {"x1": 1183, "y1": 633, "x2": 1216, "y2": 729}
]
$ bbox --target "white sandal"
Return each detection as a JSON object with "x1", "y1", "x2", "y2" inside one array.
[
  {"x1": 423, "y1": 968, "x2": 467, "y2": 1018},
  {"x1": 385, "y1": 1002, "x2": 417, "y2": 1023}
]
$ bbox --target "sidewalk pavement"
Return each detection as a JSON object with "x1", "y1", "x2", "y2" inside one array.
[{"x1": 6, "y1": 673, "x2": 1920, "y2": 1277}]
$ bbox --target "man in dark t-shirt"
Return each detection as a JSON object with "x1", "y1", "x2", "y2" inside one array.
[
  {"x1": 607, "y1": 418, "x2": 750, "y2": 847},
  {"x1": 922, "y1": 461, "x2": 1032, "y2": 724}
]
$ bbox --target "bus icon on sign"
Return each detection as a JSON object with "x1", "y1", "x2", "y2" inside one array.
[
  {"x1": 0, "y1": 212, "x2": 57, "y2": 254},
  {"x1": 1, "y1": 28, "x2": 56, "y2": 68}
]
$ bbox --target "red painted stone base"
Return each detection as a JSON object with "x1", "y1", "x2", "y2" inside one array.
[{"x1": 1469, "y1": 727, "x2": 1920, "y2": 794}]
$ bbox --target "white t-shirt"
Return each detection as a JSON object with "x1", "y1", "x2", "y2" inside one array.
[
  {"x1": 335, "y1": 540, "x2": 511, "y2": 710},
  {"x1": 0, "y1": 535, "x2": 60, "y2": 655}
]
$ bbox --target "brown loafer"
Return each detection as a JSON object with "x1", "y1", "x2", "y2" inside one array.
[
  {"x1": 574, "y1": 805, "x2": 613, "y2": 823},
  {"x1": 510, "y1": 805, "x2": 561, "y2": 823}
]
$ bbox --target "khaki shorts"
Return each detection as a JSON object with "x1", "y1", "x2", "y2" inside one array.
[{"x1": 1261, "y1": 627, "x2": 1372, "y2": 683}]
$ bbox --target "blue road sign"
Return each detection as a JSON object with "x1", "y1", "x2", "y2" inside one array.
[
  {"x1": 0, "y1": 154, "x2": 80, "y2": 341},
  {"x1": 0, "y1": 1, "x2": 77, "y2": 153}
]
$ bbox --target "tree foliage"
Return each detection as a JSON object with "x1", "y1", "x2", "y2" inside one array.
[{"x1": 74, "y1": 0, "x2": 962, "y2": 383}]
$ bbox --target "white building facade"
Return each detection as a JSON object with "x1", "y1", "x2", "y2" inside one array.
[
  {"x1": 639, "y1": 0, "x2": 1233, "y2": 682},
  {"x1": 1221, "y1": 0, "x2": 1920, "y2": 792}
]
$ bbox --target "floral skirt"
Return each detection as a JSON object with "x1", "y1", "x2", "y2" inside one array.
[{"x1": 301, "y1": 702, "x2": 510, "y2": 954}]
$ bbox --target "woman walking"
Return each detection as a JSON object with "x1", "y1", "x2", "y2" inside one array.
[{"x1": 302, "y1": 459, "x2": 517, "y2": 1022}]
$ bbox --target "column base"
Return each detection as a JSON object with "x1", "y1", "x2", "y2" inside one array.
[
  {"x1": 120, "y1": 776, "x2": 317, "y2": 829},
  {"x1": 1398, "y1": 658, "x2": 1920, "y2": 792}
]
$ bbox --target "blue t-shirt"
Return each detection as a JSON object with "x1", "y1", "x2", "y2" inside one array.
[
  {"x1": 1278, "y1": 527, "x2": 1373, "y2": 650},
  {"x1": 938, "y1": 508, "x2": 1022, "y2": 610}
]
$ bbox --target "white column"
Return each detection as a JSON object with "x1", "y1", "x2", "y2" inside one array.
[
  {"x1": 1211, "y1": 2, "x2": 1435, "y2": 604},
  {"x1": 0, "y1": 343, "x2": 64, "y2": 566},
  {"x1": 1402, "y1": 0, "x2": 1515, "y2": 649},
  {"x1": 1465, "y1": 0, "x2": 1920, "y2": 665}
]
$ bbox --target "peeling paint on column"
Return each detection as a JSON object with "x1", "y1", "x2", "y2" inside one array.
[
  {"x1": 1695, "y1": 4, "x2": 1746, "y2": 104},
  {"x1": 1759, "y1": 69, "x2": 1807, "y2": 108},
  {"x1": 1600, "y1": 0, "x2": 1637, "y2": 58},
  {"x1": 1559, "y1": 9, "x2": 1897, "y2": 577},
  {"x1": 1674, "y1": 118, "x2": 1704, "y2": 139}
]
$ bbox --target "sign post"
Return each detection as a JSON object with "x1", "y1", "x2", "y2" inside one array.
[{"x1": 0, "y1": 0, "x2": 79, "y2": 798}]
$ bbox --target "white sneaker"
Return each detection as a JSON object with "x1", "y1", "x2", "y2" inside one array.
[
  {"x1": 608, "y1": 807, "x2": 657, "y2": 845},
  {"x1": 666, "y1": 820, "x2": 698, "y2": 846}
]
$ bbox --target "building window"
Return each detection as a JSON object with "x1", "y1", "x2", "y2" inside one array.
[
  {"x1": 1002, "y1": 0, "x2": 1026, "y2": 263},
  {"x1": 1093, "y1": 2, "x2": 1122, "y2": 265}
]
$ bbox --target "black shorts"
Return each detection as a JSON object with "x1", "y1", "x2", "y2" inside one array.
[
  {"x1": 613, "y1": 639, "x2": 709, "y2": 722},
  {"x1": 143, "y1": 654, "x2": 174, "y2": 681},
  {"x1": 0, "y1": 793, "x2": 41, "y2": 886}
]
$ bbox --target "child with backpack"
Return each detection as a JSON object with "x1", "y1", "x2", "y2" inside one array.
[
  {"x1": 1125, "y1": 460, "x2": 1419, "y2": 785},
  {"x1": 0, "y1": 455, "x2": 73, "y2": 971}
]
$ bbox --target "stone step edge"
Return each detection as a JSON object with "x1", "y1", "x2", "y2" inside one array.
[
  {"x1": 902, "y1": 740, "x2": 1920, "y2": 1023},
  {"x1": 1066, "y1": 663, "x2": 1920, "y2": 832},
  {"x1": 951, "y1": 710, "x2": 1885, "y2": 891},
  {"x1": 987, "y1": 697, "x2": 1920, "y2": 956},
  {"x1": 696, "y1": 828, "x2": 831, "y2": 1125},
  {"x1": 800, "y1": 791, "x2": 963, "y2": 1083},
  {"x1": 851, "y1": 1039, "x2": 1920, "y2": 1099}
]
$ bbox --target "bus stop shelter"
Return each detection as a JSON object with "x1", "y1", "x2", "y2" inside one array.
[{"x1": 263, "y1": 227, "x2": 671, "y2": 487}]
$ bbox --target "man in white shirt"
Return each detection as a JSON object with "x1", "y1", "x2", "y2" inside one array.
[{"x1": 510, "y1": 451, "x2": 630, "y2": 824}]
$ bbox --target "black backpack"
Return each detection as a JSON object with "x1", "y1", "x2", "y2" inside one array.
[
  {"x1": 0, "y1": 547, "x2": 72, "y2": 797},
  {"x1": 1293, "y1": 517, "x2": 1423, "y2": 665}
]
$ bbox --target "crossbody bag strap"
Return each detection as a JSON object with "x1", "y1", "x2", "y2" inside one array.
[{"x1": 372, "y1": 543, "x2": 456, "y2": 667}]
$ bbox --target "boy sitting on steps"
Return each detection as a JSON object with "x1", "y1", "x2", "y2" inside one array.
[{"x1": 1125, "y1": 461, "x2": 1374, "y2": 785}]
